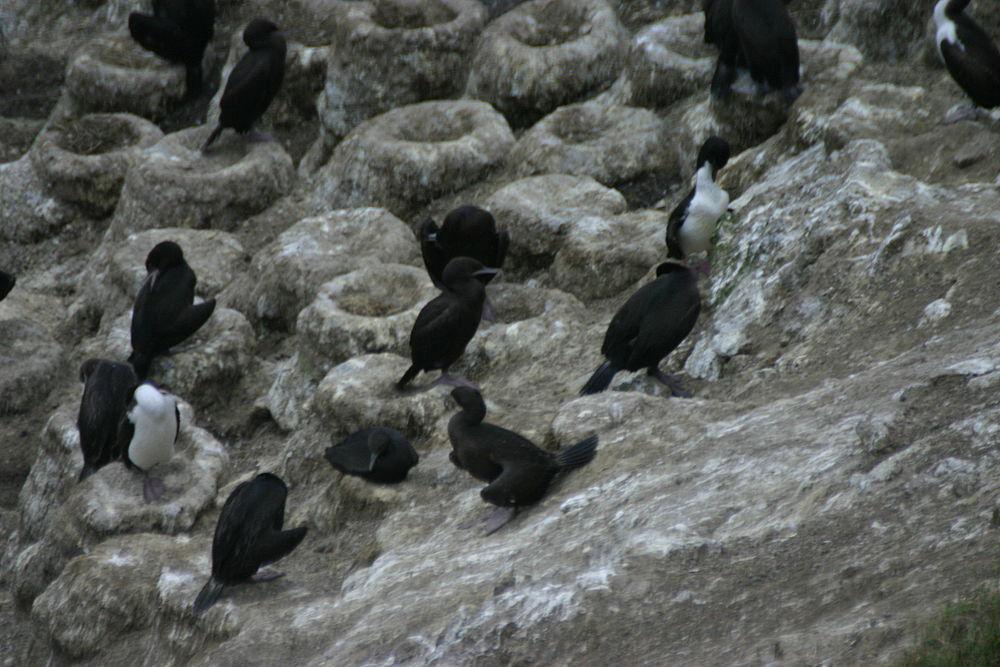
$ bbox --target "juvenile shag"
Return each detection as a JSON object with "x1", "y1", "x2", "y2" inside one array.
[
  {"x1": 193, "y1": 472, "x2": 308, "y2": 614},
  {"x1": 666, "y1": 136, "x2": 731, "y2": 272},
  {"x1": 117, "y1": 382, "x2": 180, "y2": 502},
  {"x1": 324, "y1": 427, "x2": 419, "y2": 484},
  {"x1": 128, "y1": 241, "x2": 216, "y2": 381},
  {"x1": 580, "y1": 261, "x2": 701, "y2": 396},
  {"x1": 203, "y1": 19, "x2": 286, "y2": 150},
  {"x1": 77, "y1": 359, "x2": 139, "y2": 482},
  {"x1": 934, "y1": 0, "x2": 1000, "y2": 123},
  {"x1": 397, "y1": 257, "x2": 498, "y2": 390},
  {"x1": 447, "y1": 387, "x2": 599, "y2": 534},
  {"x1": 128, "y1": 0, "x2": 216, "y2": 96}
]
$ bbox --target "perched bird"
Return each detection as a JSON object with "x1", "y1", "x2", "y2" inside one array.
[
  {"x1": 0, "y1": 271, "x2": 14, "y2": 301},
  {"x1": 447, "y1": 387, "x2": 598, "y2": 534},
  {"x1": 324, "y1": 427, "x2": 419, "y2": 484},
  {"x1": 193, "y1": 472, "x2": 308, "y2": 614},
  {"x1": 203, "y1": 18, "x2": 286, "y2": 150},
  {"x1": 128, "y1": 0, "x2": 216, "y2": 97},
  {"x1": 128, "y1": 240, "x2": 216, "y2": 381},
  {"x1": 704, "y1": 0, "x2": 800, "y2": 102},
  {"x1": 731, "y1": 0, "x2": 801, "y2": 102},
  {"x1": 580, "y1": 261, "x2": 701, "y2": 396},
  {"x1": 77, "y1": 359, "x2": 138, "y2": 482},
  {"x1": 117, "y1": 382, "x2": 180, "y2": 502},
  {"x1": 934, "y1": 0, "x2": 1000, "y2": 123},
  {"x1": 397, "y1": 257, "x2": 498, "y2": 390},
  {"x1": 420, "y1": 206, "x2": 508, "y2": 321},
  {"x1": 666, "y1": 136, "x2": 731, "y2": 272}
]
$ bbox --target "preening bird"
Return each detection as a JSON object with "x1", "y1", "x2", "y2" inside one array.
[
  {"x1": 193, "y1": 472, "x2": 308, "y2": 614},
  {"x1": 447, "y1": 387, "x2": 599, "y2": 534},
  {"x1": 128, "y1": 240, "x2": 216, "y2": 381},
  {"x1": 580, "y1": 261, "x2": 701, "y2": 397},
  {"x1": 77, "y1": 359, "x2": 138, "y2": 482},
  {"x1": 324, "y1": 427, "x2": 419, "y2": 484},
  {"x1": 397, "y1": 257, "x2": 498, "y2": 390},
  {"x1": 203, "y1": 18, "x2": 286, "y2": 150},
  {"x1": 420, "y1": 206, "x2": 508, "y2": 321},
  {"x1": 666, "y1": 136, "x2": 731, "y2": 273},
  {"x1": 128, "y1": 0, "x2": 216, "y2": 96},
  {"x1": 117, "y1": 382, "x2": 180, "y2": 502}
]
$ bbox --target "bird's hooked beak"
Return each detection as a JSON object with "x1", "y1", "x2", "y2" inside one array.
[
  {"x1": 368, "y1": 451, "x2": 378, "y2": 470},
  {"x1": 426, "y1": 232, "x2": 438, "y2": 243},
  {"x1": 473, "y1": 267, "x2": 500, "y2": 279}
]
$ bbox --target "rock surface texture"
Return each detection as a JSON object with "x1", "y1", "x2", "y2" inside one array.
[{"x1": 2, "y1": 1, "x2": 1000, "y2": 665}]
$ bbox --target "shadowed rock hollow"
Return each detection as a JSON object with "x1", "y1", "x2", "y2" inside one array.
[{"x1": 2, "y1": 0, "x2": 1000, "y2": 665}]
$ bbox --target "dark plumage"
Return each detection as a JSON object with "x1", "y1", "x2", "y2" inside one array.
[
  {"x1": 666, "y1": 136, "x2": 731, "y2": 262},
  {"x1": 704, "y1": 0, "x2": 800, "y2": 102},
  {"x1": 203, "y1": 18, "x2": 286, "y2": 150},
  {"x1": 324, "y1": 427, "x2": 419, "y2": 484},
  {"x1": 193, "y1": 473, "x2": 308, "y2": 614},
  {"x1": 447, "y1": 387, "x2": 598, "y2": 534},
  {"x1": 419, "y1": 205, "x2": 508, "y2": 288},
  {"x1": 935, "y1": 0, "x2": 1000, "y2": 113},
  {"x1": 128, "y1": 0, "x2": 216, "y2": 96},
  {"x1": 128, "y1": 241, "x2": 216, "y2": 380},
  {"x1": 77, "y1": 359, "x2": 139, "y2": 482},
  {"x1": 581, "y1": 261, "x2": 701, "y2": 396},
  {"x1": 397, "y1": 257, "x2": 498, "y2": 389},
  {"x1": 0, "y1": 271, "x2": 14, "y2": 301}
]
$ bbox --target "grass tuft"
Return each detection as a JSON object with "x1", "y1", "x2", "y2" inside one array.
[{"x1": 896, "y1": 586, "x2": 1000, "y2": 667}]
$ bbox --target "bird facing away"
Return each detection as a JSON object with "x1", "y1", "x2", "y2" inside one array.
[
  {"x1": 934, "y1": 0, "x2": 1000, "y2": 123},
  {"x1": 666, "y1": 136, "x2": 731, "y2": 272},
  {"x1": 77, "y1": 359, "x2": 138, "y2": 482},
  {"x1": 128, "y1": 240, "x2": 216, "y2": 381},
  {"x1": 581, "y1": 261, "x2": 701, "y2": 397},
  {"x1": 193, "y1": 472, "x2": 308, "y2": 614},
  {"x1": 117, "y1": 382, "x2": 180, "y2": 502},
  {"x1": 420, "y1": 205, "x2": 508, "y2": 287},
  {"x1": 203, "y1": 18, "x2": 286, "y2": 150},
  {"x1": 0, "y1": 271, "x2": 14, "y2": 301},
  {"x1": 396, "y1": 257, "x2": 498, "y2": 390},
  {"x1": 324, "y1": 427, "x2": 419, "y2": 484},
  {"x1": 704, "y1": 0, "x2": 800, "y2": 103},
  {"x1": 447, "y1": 387, "x2": 599, "y2": 535},
  {"x1": 128, "y1": 0, "x2": 216, "y2": 97},
  {"x1": 420, "y1": 205, "x2": 508, "y2": 321}
]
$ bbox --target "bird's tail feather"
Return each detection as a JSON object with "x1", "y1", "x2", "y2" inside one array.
[
  {"x1": 580, "y1": 361, "x2": 617, "y2": 395},
  {"x1": 202, "y1": 125, "x2": 223, "y2": 152},
  {"x1": 396, "y1": 364, "x2": 420, "y2": 389},
  {"x1": 193, "y1": 577, "x2": 225, "y2": 614},
  {"x1": 78, "y1": 464, "x2": 97, "y2": 483},
  {"x1": 557, "y1": 435, "x2": 598, "y2": 471}
]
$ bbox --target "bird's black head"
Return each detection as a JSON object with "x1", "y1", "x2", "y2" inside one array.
[
  {"x1": 442, "y1": 205, "x2": 496, "y2": 235},
  {"x1": 254, "y1": 471, "x2": 288, "y2": 490},
  {"x1": 451, "y1": 385, "x2": 486, "y2": 416},
  {"x1": 79, "y1": 358, "x2": 102, "y2": 383},
  {"x1": 696, "y1": 135, "x2": 731, "y2": 174},
  {"x1": 655, "y1": 260, "x2": 691, "y2": 277},
  {"x1": 441, "y1": 257, "x2": 498, "y2": 291},
  {"x1": 145, "y1": 241, "x2": 185, "y2": 272},
  {"x1": 244, "y1": 18, "x2": 281, "y2": 48}
]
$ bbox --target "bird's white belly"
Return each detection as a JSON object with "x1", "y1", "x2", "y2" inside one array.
[
  {"x1": 683, "y1": 187, "x2": 729, "y2": 255},
  {"x1": 129, "y1": 418, "x2": 176, "y2": 471}
]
